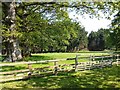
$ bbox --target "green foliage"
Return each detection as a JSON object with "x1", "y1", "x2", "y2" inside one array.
[
  {"x1": 97, "y1": 11, "x2": 120, "y2": 51},
  {"x1": 2, "y1": 1, "x2": 120, "y2": 60},
  {"x1": 17, "y1": 8, "x2": 87, "y2": 52},
  {"x1": 88, "y1": 30, "x2": 105, "y2": 51},
  {"x1": 110, "y1": 11, "x2": 120, "y2": 51}
]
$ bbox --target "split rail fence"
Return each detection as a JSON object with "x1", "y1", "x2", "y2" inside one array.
[{"x1": 0, "y1": 54, "x2": 120, "y2": 83}]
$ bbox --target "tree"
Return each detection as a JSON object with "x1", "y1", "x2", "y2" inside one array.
[
  {"x1": 2, "y1": 1, "x2": 22, "y2": 62},
  {"x1": 96, "y1": 28, "x2": 113, "y2": 50},
  {"x1": 67, "y1": 23, "x2": 87, "y2": 52},
  {"x1": 88, "y1": 30, "x2": 105, "y2": 51},
  {"x1": 88, "y1": 31, "x2": 96, "y2": 51},
  {"x1": 2, "y1": 1, "x2": 120, "y2": 62},
  {"x1": 0, "y1": 2, "x2": 2, "y2": 55},
  {"x1": 110, "y1": 11, "x2": 120, "y2": 51}
]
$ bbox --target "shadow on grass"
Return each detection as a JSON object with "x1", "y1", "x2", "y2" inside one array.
[
  {"x1": 0, "y1": 55, "x2": 54, "y2": 62},
  {"x1": 2, "y1": 65, "x2": 119, "y2": 89},
  {"x1": 1, "y1": 66, "x2": 26, "y2": 72},
  {"x1": 23, "y1": 55, "x2": 54, "y2": 61}
]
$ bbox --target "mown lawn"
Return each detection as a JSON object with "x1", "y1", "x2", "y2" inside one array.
[
  {"x1": 0, "y1": 51, "x2": 112, "y2": 63},
  {"x1": 30, "y1": 51, "x2": 110, "y2": 61},
  {"x1": 1, "y1": 51, "x2": 119, "y2": 89},
  {"x1": 1, "y1": 59, "x2": 89, "y2": 72},
  {"x1": 1, "y1": 51, "x2": 110, "y2": 72},
  {"x1": 1, "y1": 65, "x2": 120, "y2": 89}
]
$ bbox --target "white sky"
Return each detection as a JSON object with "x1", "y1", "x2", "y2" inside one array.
[{"x1": 69, "y1": 12, "x2": 114, "y2": 34}]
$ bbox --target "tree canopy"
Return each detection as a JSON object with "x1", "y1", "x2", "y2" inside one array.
[
  {"x1": 1, "y1": 1, "x2": 120, "y2": 62},
  {"x1": 110, "y1": 11, "x2": 120, "y2": 51}
]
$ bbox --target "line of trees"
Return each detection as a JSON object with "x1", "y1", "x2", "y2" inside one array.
[
  {"x1": 88, "y1": 30, "x2": 105, "y2": 51},
  {"x1": 88, "y1": 11, "x2": 120, "y2": 51},
  {"x1": 1, "y1": 1, "x2": 120, "y2": 62}
]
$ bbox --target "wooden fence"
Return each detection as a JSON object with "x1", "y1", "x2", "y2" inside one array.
[
  {"x1": 75, "y1": 55, "x2": 114, "y2": 71},
  {"x1": 0, "y1": 54, "x2": 120, "y2": 83}
]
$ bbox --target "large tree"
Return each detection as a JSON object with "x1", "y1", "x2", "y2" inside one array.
[
  {"x1": 2, "y1": 1, "x2": 120, "y2": 62},
  {"x1": 88, "y1": 30, "x2": 105, "y2": 51},
  {"x1": 95, "y1": 28, "x2": 113, "y2": 50},
  {"x1": 2, "y1": 1, "x2": 22, "y2": 62},
  {"x1": 110, "y1": 11, "x2": 120, "y2": 51}
]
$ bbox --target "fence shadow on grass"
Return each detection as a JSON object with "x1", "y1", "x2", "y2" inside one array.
[
  {"x1": 1, "y1": 66, "x2": 26, "y2": 72},
  {"x1": 8, "y1": 65, "x2": 119, "y2": 89}
]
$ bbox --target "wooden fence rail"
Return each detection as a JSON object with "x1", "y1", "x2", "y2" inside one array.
[{"x1": 0, "y1": 54, "x2": 120, "y2": 83}]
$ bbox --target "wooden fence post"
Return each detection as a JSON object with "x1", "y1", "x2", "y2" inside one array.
[
  {"x1": 117, "y1": 54, "x2": 119, "y2": 66},
  {"x1": 92, "y1": 55, "x2": 95, "y2": 61},
  {"x1": 54, "y1": 61, "x2": 58, "y2": 75},
  {"x1": 88, "y1": 55, "x2": 91, "y2": 70},
  {"x1": 101, "y1": 55, "x2": 104, "y2": 68},
  {"x1": 75, "y1": 55, "x2": 78, "y2": 72},
  {"x1": 28, "y1": 63, "x2": 32, "y2": 76},
  {"x1": 89, "y1": 55, "x2": 92, "y2": 69},
  {"x1": 91, "y1": 55, "x2": 94, "y2": 69}
]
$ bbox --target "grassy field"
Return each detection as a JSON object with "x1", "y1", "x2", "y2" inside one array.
[
  {"x1": 1, "y1": 51, "x2": 120, "y2": 89},
  {"x1": 30, "y1": 51, "x2": 110, "y2": 61},
  {"x1": 1, "y1": 51, "x2": 111, "y2": 62},
  {"x1": 1, "y1": 51, "x2": 110, "y2": 72},
  {"x1": 1, "y1": 65, "x2": 120, "y2": 89}
]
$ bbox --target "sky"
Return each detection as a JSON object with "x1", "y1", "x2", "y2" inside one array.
[{"x1": 69, "y1": 12, "x2": 114, "y2": 34}]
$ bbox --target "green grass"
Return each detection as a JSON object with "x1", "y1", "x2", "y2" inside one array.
[
  {"x1": 1, "y1": 65, "x2": 120, "y2": 89},
  {"x1": 1, "y1": 52, "x2": 120, "y2": 89},
  {"x1": 1, "y1": 65, "x2": 27, "y2": 72},
  {"x1": 1, "y1": 51, "x2": 110, "y2": 62},
  {"x1": 1, "y1": 59, "x2": 89, "y2": 72},
  {"x1": 0, "y1": 52, "x2": 111, "y2": 72},
  {"x1": 31, "y1": 52, "x2": 109, "y2": 60}
]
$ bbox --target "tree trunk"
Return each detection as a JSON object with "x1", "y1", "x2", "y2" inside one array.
[
  {"x1": 4, "y1": 1, "x2": 22, "y2": 62},
  {"x1": 0, "y1": 37, "x2": 2, "y2": 56},
  {"x1": 21, "y1": 45, "x2": 31, "y2": 57},
  {"x1": 12, "y1": 39, "x2": 22, "y2": 61}
]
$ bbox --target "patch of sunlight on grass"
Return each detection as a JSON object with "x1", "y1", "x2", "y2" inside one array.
[
  {"x1": 47, "y1": 83, "x2": 59, "y2": 89},
  {"x1": 0, "y1": 83, "x2": 3, "y2": 90},
  {"x1": 80, "y1": 85, "x2": 86, "y2": 88},
  {"x1": 32, "y1": 62, "x2": 53, "y2": 68},
  {"x1": 70, "y1": 70, "x2": 92, "y2": 77},
  {"x1": 32, "y1": 53, "x2": 77, "y2": 59},
  {"x1": 58, "y1": 60, "x2": 74, "y2": 64},
  {"x1": 115, "y1": 83, "x2": 120, "y2": 88},
  {"x1": 31, "y1": 52, "x2": 109, "y2": 60}
]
